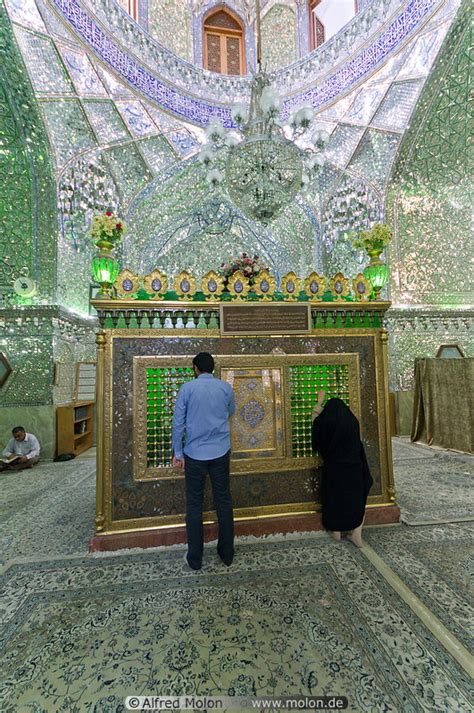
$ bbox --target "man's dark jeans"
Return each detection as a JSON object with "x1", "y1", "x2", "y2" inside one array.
[{"x1": 184, "y1": 450, "x2": 234, "y2": 569}]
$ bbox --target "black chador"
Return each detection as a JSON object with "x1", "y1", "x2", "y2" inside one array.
[{"x1": 312, "y1": 398, "x2": 373, "y2": 532}]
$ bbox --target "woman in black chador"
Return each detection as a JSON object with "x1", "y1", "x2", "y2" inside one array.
[{"x1": 311, "y1": 392, "x2": 373, "y2": 547}]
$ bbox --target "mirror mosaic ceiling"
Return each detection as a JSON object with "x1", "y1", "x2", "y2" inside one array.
[{"x1": 0, "y1": 0, "x2": 468, "y2": 321}]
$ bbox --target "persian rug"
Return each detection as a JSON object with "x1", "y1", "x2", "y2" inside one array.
[
  {"x1": 364, "y1": 523, "x2": 474, "y2": 651},
  {"x1": 393, "y1": 453, "x2": 474, "y2": 526},
  {"x1": 1, "y1": 537, "x2": 473, "y2": 712},
  {"x1": 392, "y1": 438, "x2": 438, "y2": 462},
  {"x1": 0, "y1": 460, "x2": 95, "y2": 565}
]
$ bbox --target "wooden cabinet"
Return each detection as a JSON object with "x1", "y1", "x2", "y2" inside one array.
[{"x1": 56, "y1": 401, "x2": 94, "y2": 456}]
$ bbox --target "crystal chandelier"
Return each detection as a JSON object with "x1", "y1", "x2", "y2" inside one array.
[{"x1": 199, "y1": 1, "x2": 329, "y2": 224}]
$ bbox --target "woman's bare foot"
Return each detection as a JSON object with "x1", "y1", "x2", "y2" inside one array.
[
  {"x1": 329, "y1": 531, "x2": 341, "y2": 541},
  {"x1": 347, "y1": 525, "x2": 363, "y2": 548}
]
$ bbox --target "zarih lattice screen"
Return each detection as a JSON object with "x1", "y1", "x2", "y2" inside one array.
[
  {"x1": 146, "y1": 367, "x2": 194, "y2": 468},
  {"x1": 134, "y1": 354, "x2": 359, "y2": 481},
  {"x1": 289, "y1": 364, "x2": 350, "y2": 457}
]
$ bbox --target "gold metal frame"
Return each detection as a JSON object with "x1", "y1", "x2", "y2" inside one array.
[
  {"x1": 133, "y1": 352, "x2": 359, "y2": 482},
  {"x1": 115, "y1": 269, "x2": 140, "y2": 298},
  {"x1": 95, "y1": 327, "x2": 395, "y2": 535},
  {"x1": 92, "y1": 297, "x2": 391, "y2": 311},
  {"x1": 143, "y1": 269, "x2": 168, "y2": 298},
  {"x1": 329, "y1": 272, "x2": 350, "y2": 300},
  {"x1": 352, "y1": 273, "x2": 371, "y2": 301},
  {"x1": 221, "y1": 365, "x2": 284, "y2": 459},
  {"x1": 173, "y1": 271, "x2": 197, "y2": 300},
  {"x1": 304, "y1": 271, "x2": 326, "y2": 300},
  {"x1": 252, "y1": 270, "x2": 276, "y2": 300},
  {"x1": 280, "y1": 271, "x2": 301, "y2": 300},
  {"x1": 201, "y1": 270, "x2": 225, "y2": 300},
  {"x1": 226, "y1": 270, "x2": 250, "y2": 299}
]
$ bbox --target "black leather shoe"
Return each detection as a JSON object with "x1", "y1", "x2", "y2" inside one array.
[
  {"x1": 217, "y1": 549, "x2": 234, "y2": 567},
  {"x1": 183, "y1": 552, "x2": 201, "y2": 570}
]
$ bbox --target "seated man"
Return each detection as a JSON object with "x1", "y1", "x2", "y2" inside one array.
[{"x1": 0, "y1": 426, "x2": 40, "y2": 472}]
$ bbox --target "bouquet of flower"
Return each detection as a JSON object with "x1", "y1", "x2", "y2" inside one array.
[
  {"x1": 220, "y1": 253, "x2": 268, "y2": 284},
  {"x1": 89, "y1": 211, "x2": 126, "y2": 244},
  {"x1": 352, "y1": 223, "x2": 392, "y2": 254}
]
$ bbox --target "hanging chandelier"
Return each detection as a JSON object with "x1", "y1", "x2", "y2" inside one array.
[{"x1": 199, "y1": 1, "x2": 329, "y2": 224}]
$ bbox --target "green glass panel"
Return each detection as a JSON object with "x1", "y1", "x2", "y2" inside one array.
[
  {"x1": 289, "y1": 364, "x2": 350, "y2": 458},
  {"x1": 145, "y1": 367, "x2": 194, "y2": 467}
]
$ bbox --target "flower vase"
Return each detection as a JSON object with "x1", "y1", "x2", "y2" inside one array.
[
  {"x1": 95, "y1": 237, "x2": 116, "y2": 252},
  {"x1": 91, "y1": 235, "x2": 120, "y2": 298},
  {"x1": 363, "y1": 249, "x2": 389, "y2": 300}
]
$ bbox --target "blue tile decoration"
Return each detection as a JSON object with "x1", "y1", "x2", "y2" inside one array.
[
  {"x1": 115, "y1": 100, "x2": 156, "y2": 137},
  {"x1": 59, "y1": 46, "x2": 107, "y2": 96},
  {"x1": 282, "y1": 0, "x2": 439, "y2": 118},
  {"x1": 52, "y1": 0, "x2": 441, "y2": 126},
  {"x1": 167, "y1": 130, "x2": 200, "y2": 156}
]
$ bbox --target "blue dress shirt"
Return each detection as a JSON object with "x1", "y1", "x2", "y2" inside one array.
[{"x1": 172, "y1": 373, "x2": 236, "y2": 460}]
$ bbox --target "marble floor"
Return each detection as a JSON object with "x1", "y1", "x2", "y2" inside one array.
[{"x1": 0, "y1": 439, "x2": 473, "y2": 712}]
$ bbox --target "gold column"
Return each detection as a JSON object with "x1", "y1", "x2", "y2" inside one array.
[
  {"x1": 95, "y1": 330, "x2": 106, "y2": 532},
  {"x1": 380, "y1": 329, "x2": 396, "y2": 504}
]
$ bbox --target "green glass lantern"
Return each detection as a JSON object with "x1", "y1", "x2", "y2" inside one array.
[
  {"x1": 91, "y1": 252, "x2": 120, "y2": 297},
  {"x1": 89, "y1": 211, "x2": 126, "y2": 301},
  {"x1": 363, "y1": 257, "x2": 389, "y2": 300}
]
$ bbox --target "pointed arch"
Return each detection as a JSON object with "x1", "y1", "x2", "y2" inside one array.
[{"x1": 203, "y1": 6, "x2": 246, "y2": 75}]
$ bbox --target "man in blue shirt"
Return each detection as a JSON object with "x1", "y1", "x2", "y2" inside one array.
[{"x1": 172, "y1": 352, "x2": 236, "y2": 570}]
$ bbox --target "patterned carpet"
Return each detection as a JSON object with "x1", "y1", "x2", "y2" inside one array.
[
  {"x1": 392, "y1": 439, "x2": 474, "y2": 525},
  {"x1": 1, "y1": 440, "x2": 473, "y2": 712},
  {"x1": 2, "y1": 538, "x2": 473, "y2": 712},
  {"x1": 364, "y1": 522, "x2": 474, "y2": 651},
  {"x1": 0, "y1": 460, "x2": 95, "y2": 565}
]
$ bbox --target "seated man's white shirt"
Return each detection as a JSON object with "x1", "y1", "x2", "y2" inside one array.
[{"x1": 3, "y1": 433, "x2": 41, "y2": 460}]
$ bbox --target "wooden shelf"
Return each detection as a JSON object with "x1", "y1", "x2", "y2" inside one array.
[
  {"x1": 73, "y1": 430, "x2": 92, "y2": 440},
  {"x1": 57, "y1": 401, "x2": 94, "y2": 456}
]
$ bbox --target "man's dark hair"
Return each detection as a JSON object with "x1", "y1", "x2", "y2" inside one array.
[
  {"x1": 193, "y1": 352, "x2": 215, "y2": 374},
  {"x1": 12, "y1": 426, "x2": 25, "y2": 434}
]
